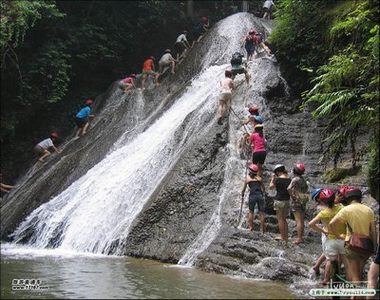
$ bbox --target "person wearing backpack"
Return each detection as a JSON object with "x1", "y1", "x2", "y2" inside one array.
[
  {"x1": 287, "y1": 163, "x2": 309, "y2": 245},
  {"x1": 230, "y1": 52, "x2": 250, "y2": 83},
  {"x1": 329, "y1": 188, "x2": 377, "y2": 284}
]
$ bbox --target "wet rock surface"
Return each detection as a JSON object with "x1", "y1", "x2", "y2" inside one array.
[{"x1": 1, "y1": 13, "x2": 377, "y2": 297}]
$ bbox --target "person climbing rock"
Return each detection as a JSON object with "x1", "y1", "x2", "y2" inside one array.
[
  {"x1": 250, "y1": 124, "x2": 266, "y2": 175},
  {"x1": 118, "y1": 74, "x2": 136, "y2": 93},
  {"x1": 241, "y1": 163, "x2": 266, "y2": 232},
  {"x1": 230, "y1": 52, "x2": 250, "y2": 83},
  {"x1": 191, "y1": 16, "x2": 209, "y2": 46},
  {"x1": 174, "y1": 31, "x2": 191, "y2": 60},
  {"x1": 241, "y1": 106, "x2": 263, "y2": 129},
  {"x1": 238, "y1": 133, "x2": 251, "y2": 160},
  {"x1": 158, "y1": 49, "x2": 177, "y2": 74},
  {"x1": 217, "y1": 70, "x2": 234, "y2": 125},
  {"x1": 33, "y1": 132, "x2": 61, "y2": 162},
  {"x1": 309, "y1": 188, "x2": 345, "y2": 285},
  {"x1": 262, "y1": 0, "x2": 275, "y2": 20},
  {"x1": 141, "y1": 56, "x2": 159, "y2": 89},
  {"x1": 287, "y1": 163, "x2": 309, "y2": 245},
  {"x1": 329, "y1": 187, "x2": 377, "y2": 284},
  {"x1": 75, "y1": 99, "x2": 95, "y2": 137},
  {"x1": 269, "y1": 164, "x2": 291, "y2": 245},
  {"x1": 242, "y1": 30, "x2": 256, "y2": 61}
]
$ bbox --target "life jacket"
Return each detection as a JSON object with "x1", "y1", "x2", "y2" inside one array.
[{"x1": 231, "y1": 52, "x2": 243, "y2": 65}]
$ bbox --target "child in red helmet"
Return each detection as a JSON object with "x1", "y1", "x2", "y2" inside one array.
[
  {"x1": 309, "y1": 188, "x2": 345, "y2": 285},
  {"x1": 33, "y1": 132, "x2": 61, "y2": 162},
  {"x1": 241, "y1": 163, "x2": 266, "y2": 232},
  {"x1": 75, "y1": 99, "x2": 95, "y2": 137}
]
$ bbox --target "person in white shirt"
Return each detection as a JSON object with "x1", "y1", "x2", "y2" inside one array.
[
  {"x1": 174, "y1": 31, "x2": 191, "y2": 60},
  {"x1": 33, "y1": 132, "x2": 61, "y2": 162},
  {"x1": 263, "y1": 0, "x2": 275, "y2": 19},
  {"x1": 217, "y1": 70, "x2": 234, "y2": 125},
  {"x1": 158, "y1": 49, "x2": 177, "y2": 74}
]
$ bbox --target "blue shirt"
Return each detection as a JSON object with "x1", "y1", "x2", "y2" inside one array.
[{"x1": 76, "y1": 106, "x2": 91, "y2": 119}]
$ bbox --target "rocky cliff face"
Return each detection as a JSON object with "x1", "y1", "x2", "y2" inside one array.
[{"x1": 1, "y1": 13, "x2": 377, "y2": 294}]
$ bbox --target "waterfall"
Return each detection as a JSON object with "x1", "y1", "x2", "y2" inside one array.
[{"x1": 10, "y1": 65, "x2": 227, "y2": 254}]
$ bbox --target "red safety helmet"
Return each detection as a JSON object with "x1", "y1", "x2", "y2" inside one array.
[
  {"x1": 201, "y1": 16, "x2": 208, "y2": 23},
  {"x1": 249, "y1": 29, "x2": 256, "y2": 35},
  {"x1": 85, "y1": 99, "x2": 93, "y2": 106},
  {"x1": 248, "y1": 106, "x2": 259, "y2": 114},
  {"x1": 344, "y1": 187, "x2": 362, "y2": 200},
  {"x1": 337, "y1": 185, "x2": 352, "y2": 196},
  {"x1": 317, "y1": 188, "x2": 335, "y2": 204},
  {"x1": 248, "y1": 163, "x2": 259, "y2": 173},
  {"x1": 50, "y1": 132, "x2": 59, "y2": 139},
  {"x1": 294, "y1": 163, "x2": 305, "y2": 175}
]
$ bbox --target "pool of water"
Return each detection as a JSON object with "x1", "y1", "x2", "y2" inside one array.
[{"x1": 1, "y1": 243, "x2": 297, "y2": 299}]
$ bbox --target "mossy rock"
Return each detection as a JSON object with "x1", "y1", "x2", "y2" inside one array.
[{"x1": 323, "y1": 166, "x2": 362, "y2": 183}]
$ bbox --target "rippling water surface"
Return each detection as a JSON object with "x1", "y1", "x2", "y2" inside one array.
[{"x1": 1, "y1": 244, "x2": 296, "y2": 299}]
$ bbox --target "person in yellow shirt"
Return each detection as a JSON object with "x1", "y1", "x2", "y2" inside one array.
[
  {"x1": 329, "y1": 188, "x2": 377, "y2": 284},
  {"x1": 309, "y1": 189, "x2": 345, "y2": 285}
]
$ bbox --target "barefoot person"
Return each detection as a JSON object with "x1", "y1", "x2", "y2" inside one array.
[
  {"x1": 216, "y1": 70, "x2": 234, "y2": 125},
  {"x1": 75, "y1": 99, "x2": 95, "y2": 137},
  {"x1": 287, "y1": 163, "x2": 308, "y2": 245},
  {"x1": 269, "y1": 164, "x2": 291, "y2": 245},
  {"x1": 241, "y1": 163, "x2": 266, "y2": 232}
]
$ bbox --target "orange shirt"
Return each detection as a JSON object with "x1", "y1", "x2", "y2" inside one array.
[{"x1": 143, "y1": 59, "x2": 154, "y2": 71}]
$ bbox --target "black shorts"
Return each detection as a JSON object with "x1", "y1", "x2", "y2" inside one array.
[
  {"x1": 249, "y1": 194, "x2": 265, "y2": 212},
  {"x1": 75, "y1": 117, "x2": 88, "y2": 128},
  {"x1": 231, "y1": 68, "x2": 246, "y2": 76},
  {"x1": 252, "y1": 151, "x2": 266, "y2": 164}
]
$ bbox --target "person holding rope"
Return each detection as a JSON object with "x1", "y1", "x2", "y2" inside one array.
[
  {"x1": 250, "y1": 124, "x2": 267, "y2": 176},
  {"x1": 241, "y1": 163, "x2": 266, "y2": 232},
  {"x1": 217, "y1": 70, "x2": 234, "y2": 125}
]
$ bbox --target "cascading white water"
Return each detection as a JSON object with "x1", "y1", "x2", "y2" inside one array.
[{"x1": 10, "y1": 65, "x2": 227, "y2": 254}]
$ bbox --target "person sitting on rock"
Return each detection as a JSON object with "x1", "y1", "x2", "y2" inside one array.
[
  {"x1": 33, "y1": 132, "x2": 61, "y2": 163},
  {"x1": 75, "y1": 99, "x2": 95, "y2": 137},
  {"x1": 217, "y1": 70, "x2": 234, "y2": 125},
  {"x1": 118, "y1": 74, "x2": 136, "y2": 93},
  {"x1": 158, "y1": 49, "x2": 177, "y2": 75},
  {"x1": 269, "y1": 164, "x2": 291, "y2": 245},
  {"x1": 230, "y1": 52, "x2": 250, "y2": 83},
  {"x1": 241, "y1": 163, "x2": 266, "y2": 232},
  {"x1": 174, "y1": 31, "x2": 191, "y2": 60},
  {"x1": 141, "y1": 56, "x2": 159, "y2": 89}
]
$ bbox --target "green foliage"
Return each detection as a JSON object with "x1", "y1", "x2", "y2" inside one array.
[
  {"x1": 271, "y1": 0, "x2": 379, "y2": 198},
  {"x1": 0, "y1": 0, "x2": 63, "y2": 50}
]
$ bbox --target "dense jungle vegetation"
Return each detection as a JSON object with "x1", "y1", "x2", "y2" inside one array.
[
  {"x1": 1, "y1": 0, "x2": 379, "y2": 199},
  {"x1": 270, "y1": 0, "x2": 379, "y2": 199}
]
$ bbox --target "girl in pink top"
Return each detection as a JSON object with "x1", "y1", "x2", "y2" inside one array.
[{"x1": 250, "y1": 124, "x2": 266, "y2": 175}]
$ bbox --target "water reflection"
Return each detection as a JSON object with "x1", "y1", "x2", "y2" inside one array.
[{"x1": 1, "y1": 246, "x2": 296, "y2": 299}]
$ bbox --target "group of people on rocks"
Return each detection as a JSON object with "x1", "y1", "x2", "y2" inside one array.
[
  {"x1": 118, "y1": 16, "x2": 209, "y2": 92},
  {"x1": 214, "y1": 25, "x2": 378, "y2": 291}
]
